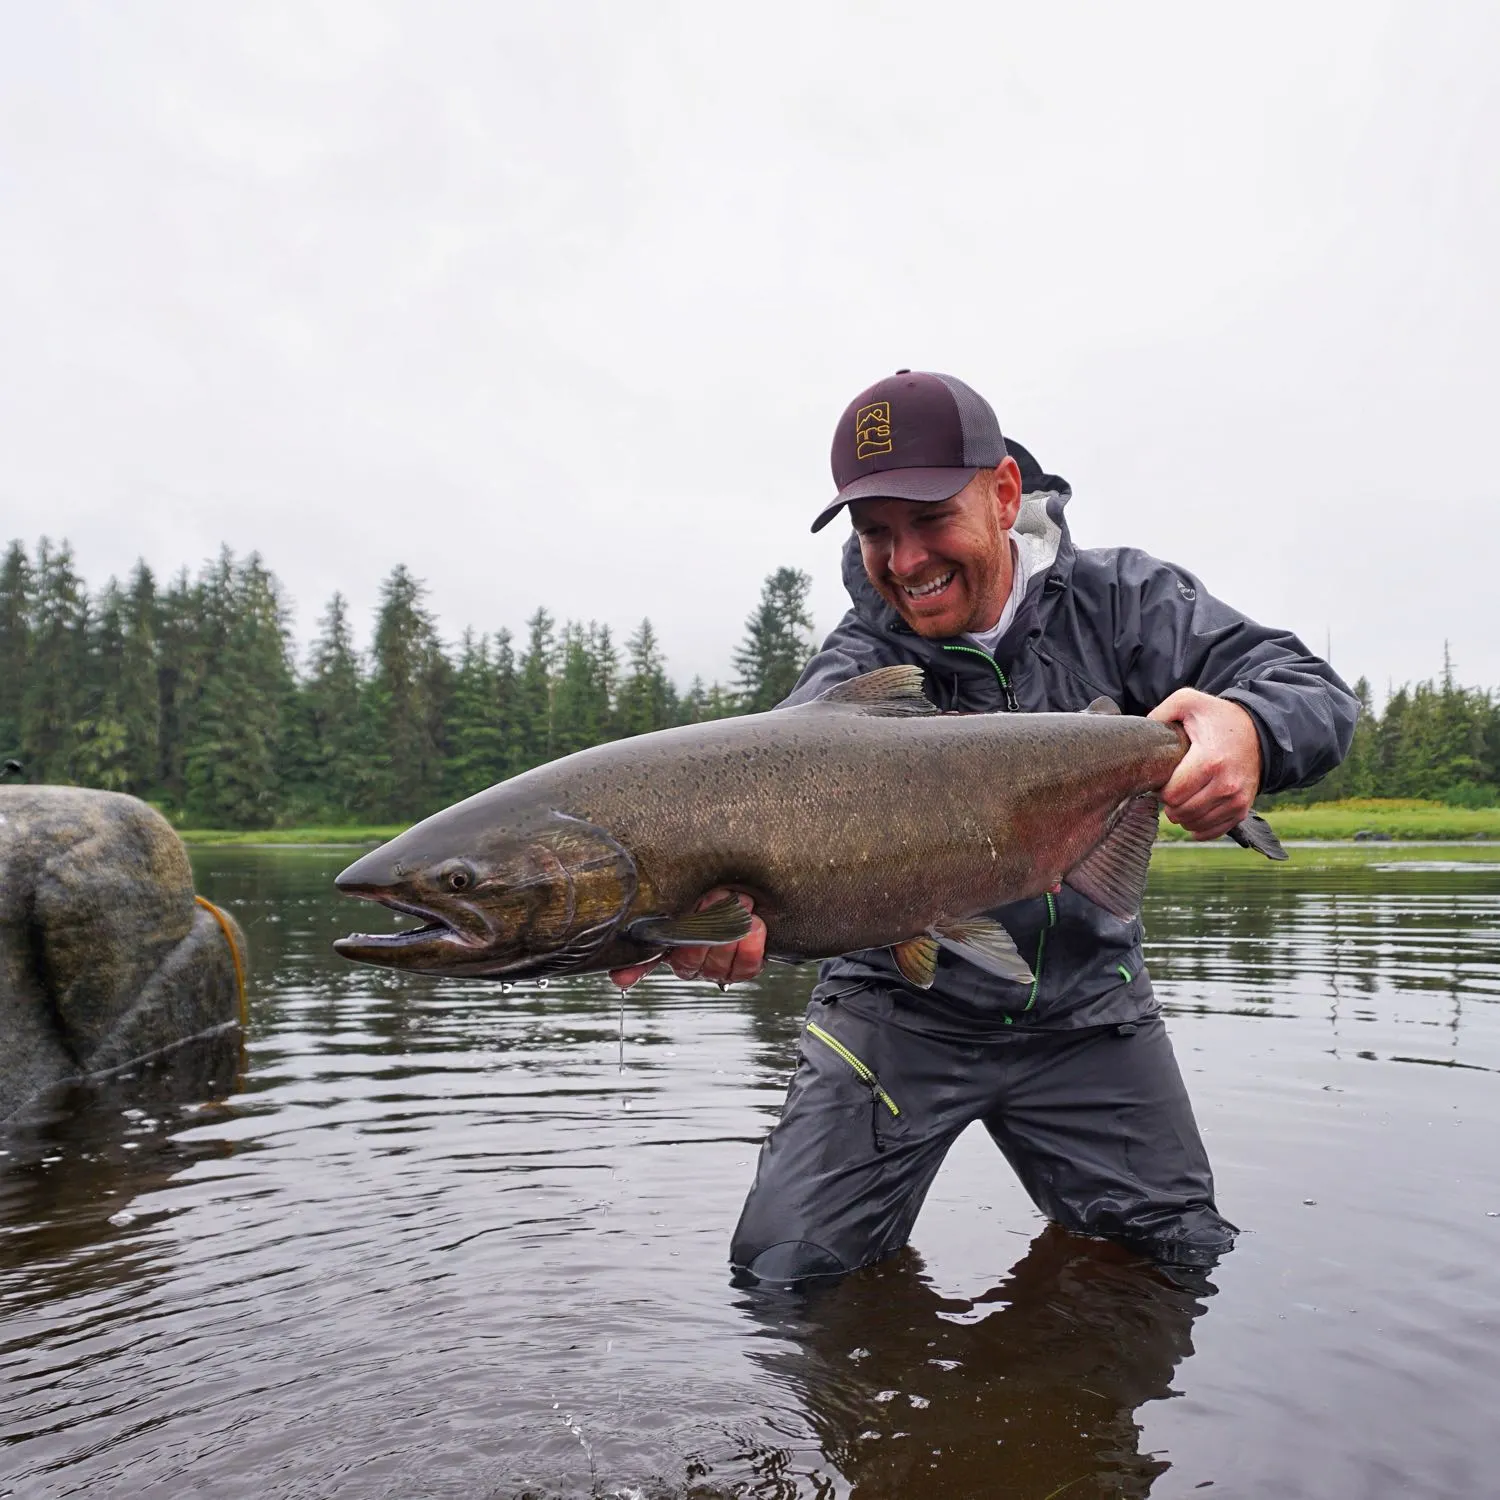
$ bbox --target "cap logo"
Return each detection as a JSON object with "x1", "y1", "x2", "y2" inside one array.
[{"x1": 854, "y1": 401, "x2": 893, "y2": 460}]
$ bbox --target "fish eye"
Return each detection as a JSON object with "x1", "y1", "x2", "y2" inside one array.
[{"x1": 440, "y1": 862, "x2": 476, "y2": 893}]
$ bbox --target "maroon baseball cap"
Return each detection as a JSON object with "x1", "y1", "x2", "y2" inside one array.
[{"x1": 812, "y1": 370, "x2": 1008, "y2": 533}]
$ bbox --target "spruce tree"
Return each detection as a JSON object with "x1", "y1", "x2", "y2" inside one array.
[
  {"x1": 512, "y1": 607, "x2": 556, "y2": 772},
  {"x1": 155, "y1": 566, "x2": 205, "y2": 811},
  {"x1": 22, "y1": 539, "x2": 90, "y2": 782},
  {"x1": 619, "y1": 618, "x2": 676, "y2": 736},
  {"x1": 299, "y1": 591, "x2": 369, "y2": 819},
  {"x1": 364, "y1": 565, "x2": 449, "y2": 820},
  {"x1": 119, "y1": 562, "x2": 162, "y2": 795},
  {"x1": 445, "y1": 629, "x2": 512, "y2": 799},
  {"x1": 73, "y1": 579, "x2": 133, "y2": 792},
  {"x1": 732, "y1": 566, "x2": 814, "y2": 712},
  {"x1": 0, "y1": 542, "x2": 32, "y2": 762}
]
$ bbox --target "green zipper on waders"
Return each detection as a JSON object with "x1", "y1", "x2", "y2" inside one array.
[
  {"x1": 939, "y1": 643, "x2": 1020, "y2": 711},
  {"x1": 806, "y1": 1020, "x2": 901, "y2": 1151},
  {"x1": 1025, "y1": 890, "x2": 1059, "y2": 1012}
]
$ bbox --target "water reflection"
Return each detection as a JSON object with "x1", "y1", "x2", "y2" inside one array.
[{"x1": 743, "y1": 1229, "x2": 1207, "y2": 1499}]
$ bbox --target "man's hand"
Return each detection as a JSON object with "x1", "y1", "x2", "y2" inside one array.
[
  {"x1": 1148, "y1": 689, "x2": 1262, "y2": 841},
  {"x1": 608, "y1": 889, "x2": 768, "y2": 991}
]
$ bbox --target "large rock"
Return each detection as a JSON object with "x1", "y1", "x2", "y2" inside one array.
[{"x1": 0, "y1": 786, "x2": 246, "y2": 1119}]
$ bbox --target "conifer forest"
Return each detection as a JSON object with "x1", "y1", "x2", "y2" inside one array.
[{"x1": 1, "y1": 537, "x2": 1496, "y2": 828}]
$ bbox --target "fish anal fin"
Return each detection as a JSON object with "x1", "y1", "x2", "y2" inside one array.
[
  {"x1": 1227, "y1": 810, "x2": 1288, "y2": 861},
  {"x1": 628, "y1": 895, "x2": 753, "y2": 947},
  {"x1": 813, "y1": 665, "x2": 937, "y2": 717},
  {"x1": 1083, "y1": 696, "x2": 1122, "y2": 715},
  {"x1": 1065, "y1": 794, "x2": 1160, "y2": 919},
  {"x1": 890, "y1": 934, "x2": 940, "y2": 988},
  {"x1": 934, "y1": 917, "x2": 1033, "y2": 984}
]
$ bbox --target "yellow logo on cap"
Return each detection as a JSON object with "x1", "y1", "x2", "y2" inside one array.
[{"x1": 855, "y1": 401, "x2": 893, "y2": 461}]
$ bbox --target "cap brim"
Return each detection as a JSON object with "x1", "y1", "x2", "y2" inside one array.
[{"x1": 810, "y1": 466, "x2": 981, "y2": 533}]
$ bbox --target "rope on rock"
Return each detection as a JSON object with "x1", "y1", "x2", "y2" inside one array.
[{"x1": 195, "y1": 895, "x2": 248, "y2": 1030}]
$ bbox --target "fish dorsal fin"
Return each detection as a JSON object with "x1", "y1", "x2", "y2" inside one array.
[
  {"x1": 1226, "y1": 810, "x2": 1289, "y2": 861},
  {"x1": 1083, "y1": 696, "x2": 1122, "y2": 715},
  {"x1": 813, "y1": 665, "x2": 937, "y2": 716},
  {"x1": 1065, "y1": 794, "x2": 1160, "y2": 919},
  {"x1": 890, "y1": 934, "x2": 940, "y2": 988},
  {"x1": 628, "y1": 895, "x2": 753, "y2": 947},
  {"x1": 933, "y1": 917, "x2": 1034, "y2": 985}
]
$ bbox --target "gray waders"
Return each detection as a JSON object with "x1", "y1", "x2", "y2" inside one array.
[{"x1": 730, "y1": 984, "x2": 1236, "y2": 1285}]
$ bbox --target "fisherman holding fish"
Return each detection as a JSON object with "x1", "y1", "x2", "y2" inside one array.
[
  {"x1": 608, "y1": 371, "x2": 1357, "y2": 1283},
  {"x1": 334, "y1": 370, "x2": 1356, "y2": 1286}
]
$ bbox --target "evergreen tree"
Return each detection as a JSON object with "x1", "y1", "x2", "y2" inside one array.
[
  {"x1": 732, "y1": 566, "x2": 814, "y2": 712},
  {"x1": 182, "y1": 552, "x2": 295, "y2": 828},
  {"x1": 552, "y1": 621, "x2": 617, "y2": 756},
  {"x1": 0, "y1": 542, "x2": 32, "y2": 761},
  {"x1": 72, "y1": 579, "x2": 133, "y2": 792},
  {"x1": 297, "y1": 591, "x2": 369, "y2": 819},
  {"x1": 513, "y1": 607, "x2": 556, "y2": 772},
  {"x1": 619, "y1": 618, "x2": 676, "y2": 736},
  {"x1": 21, "y1": 539, "x2": 90, "y2": 781},
  {"x1": 445, "y1": 628, "x2": 512, "y2": 799},
  {"x1": 364, "y1": 565, "x2": 448, "y2": 820},
  {"x1": 119, "y1": 562, "x2": 162, "y2": 795}
]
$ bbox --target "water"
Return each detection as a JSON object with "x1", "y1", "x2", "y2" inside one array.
[{"x1": 3, "y1": 848, "x2": 1499, "y2": 1498}]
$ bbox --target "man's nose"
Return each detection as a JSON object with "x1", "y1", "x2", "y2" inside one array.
[{"x1": 888, "y1": 529, "x2": 931, "y2": 579}]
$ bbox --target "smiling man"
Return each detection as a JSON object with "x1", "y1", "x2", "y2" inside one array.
[{"x1": 619, "y1": 370, "x2": 1357, "y2": 1285}]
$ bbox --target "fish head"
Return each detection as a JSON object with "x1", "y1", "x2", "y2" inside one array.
[{"x1": 332, "y1": 803, "x2": 638, "y2": 977}]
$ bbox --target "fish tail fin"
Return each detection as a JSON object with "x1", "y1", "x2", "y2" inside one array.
[{"x1": 1226, "y1": 811, "x2": 1288, "y2": 861}]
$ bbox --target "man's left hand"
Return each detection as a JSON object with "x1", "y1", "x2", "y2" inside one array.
[{"x1": 1148, "y1": 689, "x2": 1262, "y2": 841}]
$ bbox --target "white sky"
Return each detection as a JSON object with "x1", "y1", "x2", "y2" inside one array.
[{"x1": 2, "y1": 2, "x2": 1496, "y2": 695}]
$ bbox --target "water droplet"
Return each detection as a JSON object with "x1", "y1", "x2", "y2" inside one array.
[
  {"x1": 1303, "y1": 1199, "x2": 1317, "y2": 1206},
  {"x1": 538, "y1": 978, "x2": 549, "y2": 989}
]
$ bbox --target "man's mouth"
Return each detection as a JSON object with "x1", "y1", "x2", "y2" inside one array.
[{"x1": 900, "y1": 569, "x2": 956, "y2": 602}]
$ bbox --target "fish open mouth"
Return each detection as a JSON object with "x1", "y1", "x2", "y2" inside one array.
[{"x1": 333, "y1": 896, "x2": 470, "y2": 958}]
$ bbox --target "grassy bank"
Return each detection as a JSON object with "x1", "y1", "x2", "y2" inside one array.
[
  {"x1": 1159, "y1": 798, "x2": 1500, "y2": 843},
  {"x1": 176, "y1": 825, "x2": 406, "y2": 847},
  {"x1": 177, "y1": 798, "x2": 1500, "y2": 848}
]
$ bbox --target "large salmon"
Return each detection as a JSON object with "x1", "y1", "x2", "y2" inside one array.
[{"x1": 333, "y1": 666, "x2": 1283, "y2": 987}]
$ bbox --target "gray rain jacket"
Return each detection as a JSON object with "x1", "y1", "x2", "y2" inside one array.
[{"x1": 781, "y1": 442, "x2": 1358, "y2": 1034}]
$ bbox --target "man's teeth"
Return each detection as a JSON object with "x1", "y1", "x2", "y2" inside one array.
[{"x1": 903, "y1": 570, "x2": 955, "y2": 600}]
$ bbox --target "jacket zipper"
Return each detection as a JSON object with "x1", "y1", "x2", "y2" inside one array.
[{"x1": 939, "y1": 643, "x2": 1019, "y2": 711}]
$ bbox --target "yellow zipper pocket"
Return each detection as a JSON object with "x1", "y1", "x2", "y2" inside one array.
[{"x1": 806, "y1": 1021, "x2": 901, "y2": 1117}]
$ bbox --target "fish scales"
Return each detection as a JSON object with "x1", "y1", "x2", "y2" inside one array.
[{"x1": 333, "y1": 672, "x2": 1201, "y2": 982}]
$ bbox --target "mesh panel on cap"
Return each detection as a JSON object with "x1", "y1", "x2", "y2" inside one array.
[{"x1": 930, "y1": 373, "x2": 1006, "y2": 467}]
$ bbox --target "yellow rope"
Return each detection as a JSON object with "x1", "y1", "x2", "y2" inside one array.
[{"x1": 195, "y1": 895, "x2": 248, "y2": 1030}]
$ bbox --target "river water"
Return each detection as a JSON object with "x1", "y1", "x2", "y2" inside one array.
[{"x1": 3, "y1": 846, "x2": 1499, "y2": 1499}]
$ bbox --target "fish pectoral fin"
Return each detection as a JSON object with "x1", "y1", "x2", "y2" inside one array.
[
  {"x1": 1065, "y1": 793, "x2": 1160, "y2": 919},
  {"x1": 1226, "y1": 810, "x2": 1288, "y2": 861},
  {"x1": 1082, "y1": 696, "x2": 1122, "y2": 715},
  {"x1": 810, "y1": 665, "x2": 937, "y2": 716},
  {"x1": 933, "y1": 918, "x2": 1033, "y2": 984},
  {"x1": 890, "y1": 934, "x2": 940, "y2": 988},
  {"x1": 627, "y1": 895, "x2": 754, "y2": 947}
]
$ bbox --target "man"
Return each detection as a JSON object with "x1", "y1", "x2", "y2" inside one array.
[{"x1": 616, "y1": 371, "x2": 1357, "y2": 1284}]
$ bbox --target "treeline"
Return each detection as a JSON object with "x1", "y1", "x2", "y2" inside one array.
[
  {"x1": 0, "y1": 539, "x2": 815, "y2": 829},
  {"x1": 1271, "y1": 654, "x2": 1500, "y2": 808}
]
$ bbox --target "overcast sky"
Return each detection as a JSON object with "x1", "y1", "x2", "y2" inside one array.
[{"x1": 2, "y1": 2, "x2": 1496, "y2": 695}]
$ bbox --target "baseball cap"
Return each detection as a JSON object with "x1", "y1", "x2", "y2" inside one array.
[{"x1": 811, "y1": 370, "x2": 1007, "y2": 533}]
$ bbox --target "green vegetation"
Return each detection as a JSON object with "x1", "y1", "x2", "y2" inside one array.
[
  {"x1": 1160, "y1": 798, "x2": 1500, "y2": 844},
  {"x1": 5, "y1": 534, "x2": 1497, "y2": 835},
  {"x1": 0, "y1": 539, "x2": 814, "y2": 830}
]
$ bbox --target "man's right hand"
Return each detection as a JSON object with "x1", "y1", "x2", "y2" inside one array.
[{"x1": 609, "y1": 889, "x2": 767, "y2": 991}]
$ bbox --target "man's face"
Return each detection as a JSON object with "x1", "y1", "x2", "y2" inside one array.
[{"x1": 849, "y1": 461, "x2": 1021, "y2": 639}]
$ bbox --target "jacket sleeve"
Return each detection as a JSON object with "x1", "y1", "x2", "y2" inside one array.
[
  {"x1": 1111, "y1": 549, "x2": 1359, "y2": 794},
  {"x1": 778, "y1": 610, "x2": 896, "y2": 708}
]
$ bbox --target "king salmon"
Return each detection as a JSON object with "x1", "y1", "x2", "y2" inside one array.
[{"x1": 333, "y1": 666, "x2": 1284, "y2": 988}]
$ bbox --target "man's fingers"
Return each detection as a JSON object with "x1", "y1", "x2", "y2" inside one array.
[
  {"x1": 725, "y1": 916, "x2": 769, "y2": 985},
  {"x1": 609, "y1": 957, "x2": 661, "y2": 991},
  {"x1": 1159, "y1": 753, "x2": 1217, "y2": 810}
]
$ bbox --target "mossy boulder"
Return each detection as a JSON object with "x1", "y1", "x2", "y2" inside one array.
[{"x1": 0, "y1": 786, "x2": 245, "y2": 1119}]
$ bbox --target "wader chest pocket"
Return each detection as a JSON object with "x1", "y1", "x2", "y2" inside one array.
[{"x1": 806, "y1": 1020, "x2": 901, "y2": 1152}]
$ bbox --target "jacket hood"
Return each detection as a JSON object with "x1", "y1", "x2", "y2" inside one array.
[{"x1": 837, "y1": 438, "x2": 1076, "y2": 640}]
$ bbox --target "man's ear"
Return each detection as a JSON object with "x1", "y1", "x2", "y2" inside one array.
[{"x1": 994, "y1": 456, "x2": 1023, "y2": 529}]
